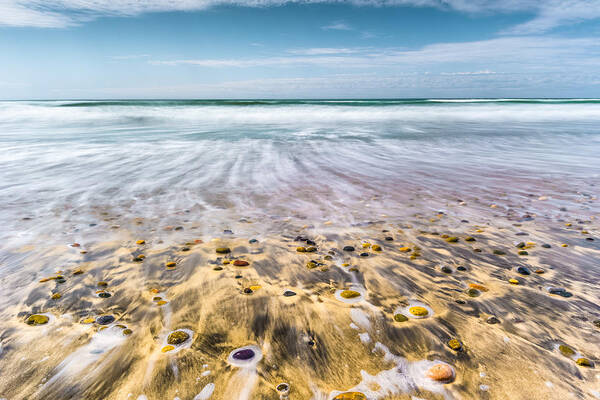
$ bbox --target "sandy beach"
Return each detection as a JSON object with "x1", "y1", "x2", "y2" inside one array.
[{"x1": 0, "y1": 100, "x2": 599, "y2": 399}]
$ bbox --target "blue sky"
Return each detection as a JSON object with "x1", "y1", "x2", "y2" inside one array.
[{"x1": 1, "y1": 1, "x2": 599, "y2": 99}]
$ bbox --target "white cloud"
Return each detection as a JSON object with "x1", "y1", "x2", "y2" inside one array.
[
  {"x1": 150, "y1": 36, "x2": 600, "y2": 70},
  {"x1": 287, "y1": 48, "x2": 361, "y2": 55},
  {"x1": 322, "y1": 21, "x2": 353, "y2": 30},
  {"x1": 1, "y1": 0, "x2": 599, "y2": 33}
]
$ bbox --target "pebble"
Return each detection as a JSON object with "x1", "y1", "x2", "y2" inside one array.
[
  {"x1": 508, "y1": 278, "x2": 520, "y2": 285},
  {"x1": 426, "y1": 363, "x2": 455, "y2": 382},
  {"x1": 343, "y1": 246, "x2": 355, "y2": 252},
  {"x1": 233, "y1": 260, "x2": 249, "y2": 266},
  {"x1": 333, "y1": 393, "x2": 366, "y2": 400},
  {"x1": 98, "y1": 292, "x2": 112, "y2": 298},
  {"x1": 167, "y1": 330, "x2": 190, "y2": 345},
  {"x1": 283, "y1": 290, "x2": 296, "y2": 297},
  {"x1": 448, "y1": 339, "x2": 463, "y2": 351},
  {"x1": 394, "y1": 313, "x2": 408, "y2": 322},
  {"x1": 216, "y1": 247, "x2": 231, "y2": 254},
  {"x1": 232, "y1": 348, "x2": 255, "y2": 361},
  {"x1": 542, "y1": 244, "x2": 551, "y2": 248},
  {"x1": 441, "y1": 266, "x2": 453, "y2": 274},
  {"x1": 96, "y1": 315, "x2": 115, "y2": 325},
  {"x1": 493, "y1": 250, "x2": 506, "y2": 255},
  {"x1": 409, "y1": 306, "x2": 429, "y2": 317},
  {"x1": 517, "y1": 266, "x2": 531, "y2": 275},
  {"x1": 249, "y1": 239, "x2": 258, "y2": 243},
  {"x1": 486, "y1": 316, "x2": 500, "y2": 324},
  {"x1": 340, "y1": 290, "x2": 361, "y2": 299},
  {"x1": 136, "y1": 240, "x2": 145, "y2": 245},
  {"x1": 26, "y1": 314, "x2": 49, "y2": 325},
  {"x1": 468, "y1": 283, "x2": 489, "y2": 292},
  {"x1": 466, "y1": 288, "x2": 480, "y2": 297},
  {"x1": 445, "y1": 237, "x2": 459, "y2": 243},
  {"x1": 51, "y1": 293, "x2": 61, "y2": 300},
  {"x1": 576, "y1": 358, "x2": 592, "y2": 367},
  {"x1": 372, "y1": 245, "x2": 382, "y2": 251},
  {"x1": 559, "y1": 344, "x2": 575, "y2": 357},
  {"x1": 359, "y1": 252, "x2": 369, "y2": 257},
  {"x1": 465, "y1": 236, "x2": 476, "y2": 242}
]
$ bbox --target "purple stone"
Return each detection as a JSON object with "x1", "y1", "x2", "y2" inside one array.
[{"x1": 233, "y1": 348, "x2": 255, "y2": 360}]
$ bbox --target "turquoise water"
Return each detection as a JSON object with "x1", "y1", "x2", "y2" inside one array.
[{"x1": 1, "y1": 99, "x2": 599, "y2": 249}]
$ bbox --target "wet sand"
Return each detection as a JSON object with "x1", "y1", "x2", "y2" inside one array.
[{"x1": 0, "y1": 189, "x2": 599, "y2": 400}]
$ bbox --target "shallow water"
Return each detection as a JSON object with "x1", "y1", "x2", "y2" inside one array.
[{"x1": 0, "y1": 99, "x2": 599, "y2": 399}]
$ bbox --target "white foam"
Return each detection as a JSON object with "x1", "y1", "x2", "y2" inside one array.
[{"x1": 194, "y1": 383, "x2": 215, "y2": 400}]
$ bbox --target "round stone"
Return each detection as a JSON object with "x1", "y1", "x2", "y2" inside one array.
[
  {"x1": 340, "y1": 290, "x2": 361, "y2": 299},
  {"x1": 333, "y1": 393, "x2": 366, "y2": 400},
  {"x1": 409, "y1": 306, "x2": 429, "y2": 317},
  {"x1": 232, "y1": 348, "x2": 255, "y2": 361},
  {"x1": 426, "y1": 363, "x2": 455, "y2": 382},
  {"x1": 445, "y1": 237, "x2": 459, "y2": 243},
  {"x1": 576, "y1": 358, "x2": 592, "y2": 367},
  {"x1": 51, "y1": 293, "x2": 62, "y2": 300},
  {"x1": 98, "y1": 281, "x2": 108, "y2": 287},
  {"x1": 486, "y1": 316, "x2": 500, "y2": 324},
  {"x1": 343, "y1": 246, "x2": 355, "y2": 252},
  {"x1": 465, "y1": 236, "x2": 476, "y2": 242},
  {"x1": 559, "y1": 344, "x2": 575, "y2": 357},
  {"x1": 166, "y1": 261, "x2": 176, "y2": 268},
  {"x1": 448, "y1": 339, "x2": 462, "y2": 351},
  {"x1": 98, "y1": 292, "x2": 111, "y2": 298},
  {"x1": 249, "y1": 239, "x2": 258, "y2": 244},
  {"x1": 233, "y1": 260, "x2": 249, "y2": 266},
  {"x1": 441, "y1": 266, "x2": 453, "y2": 274},
  {"x1": 96, "y1": 315, "x2": 115, "y2": 325},
  {"x1": 359, "y1": 252, "x2": 369, "y2": 257},
  {"x1": 542, "y1": 244, "x2": 551, "y2": 248},
  {"x1": 517, "y1": 266, "x2": 531, "y2": 275},
  {"x1": 493, "y1": 250, "x2": 506, "y2": 255},
  {"x1": 26, "y1": 314, "x2": 49, "y2": 325},
  {"x1": 216, "y1": 247, "x2": 231, "y2": 254},
  {"x1": 213, "y1": 266, "x2": 223, "y2": 271},
  {"x1": 457, "y1": 266, "x2": 467, "y2": 271},
  {"x1": 372, "y1": 245, "x2": 382, "y2": 251},
  {"x1": 466, "y1": 288, "x2": 480, "y2": 297},
  {"x1": 394, "y1": 313, "x2": 408, "y2": 322},
  {"x1": 283, "y1": 290, "x2": 296, "y2": 297},
  {"x1": 136, "y1": 240, "x2": 145, "y2": 245},
  {"x1": 508, "y1": 278, "x2": 520, "y2": 285},
  {"x1": 276, "y1": 383, "x2": 289, "y2": 393},
  {"x1": 161, "y1": 345, "x2": 175, "y2": 353},
  {"x1": 167, "y1": 330, "x2": 190, "y2": 345},
  {"x1": 468, "y1": 283, "x2": 489, "y2": 292},
  {"x1": 385, "y1": 237, "x2": 393, "y2": 241},
  {"x1": 399, "y1": 247, "x2": 411, "y2": 252},
  {"x1": 305, "y1": 246, "x2": 317, "y2": 252},
  {"x1": 593, "y1": 320, "x2": 600, "y2": 328},
  {"x1": 122, "y1": 328, "x2": 133, "y2": 335},
  {"x1": 518, "y1": 250, "x2": 529, "y2": 255}
]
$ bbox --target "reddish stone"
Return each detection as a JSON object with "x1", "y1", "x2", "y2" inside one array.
[{"x1": 233, "y1": 260, "x2": 250, "y2": 267}]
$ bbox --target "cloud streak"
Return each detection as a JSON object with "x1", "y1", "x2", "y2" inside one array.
[
  {"x1": 1, "y1": 0, "x2": 600, "y2": 33},
  {"x1": 150, "y1": 36, "x2": 600, "y2": 70}
]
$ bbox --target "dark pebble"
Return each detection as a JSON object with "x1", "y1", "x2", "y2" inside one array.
[
  {"x1": 233, "y1": 348, "x2": 255, "y2": 360},
  {"x1": 224, "y1": 230, "x2": 233, "y2": 234},
  {"x1": 385, "y1": 237, "x2": 394, "y2": 241},
  {"x1": 243, "y1": 288, "x2": 253, "y2": 294},
  {"x1": 283, "y1": 290, "x2": 296, "y2": 297},
  {"x1": 517, "y1": 266, "x2": 531, "y2": 275},
  {"x1": 457, "y1": 266, "x2": 467, "y2": 271},
  {"x1": 98, "y1": 292, "x2": 111, "y2": 298},
  {"x1": 249, "y1": 239, "x2": 258, "y2": 244},
  {"x1": 515, "y1": 242, "x2": 526, "y2": 248},
  {"x1": 586, "y1": 237, "x2": 594, "y2": 241},
  {"x1": 96, "y1": 315, "x2": 115, "y2": 325},
  {"x1": 441, "y1": 266, "x2": 453, "y2": 274},
  {"x1": 542, "y1": 244, "x2": 552, "y2": 248},
  {"x1": 343, "y1": 246, "x2": 355, "y2": 252},
  {"x1": 306, "y1": 239, "x2": 316, "y2": 246},
  {"x1": 456, "y1": 299, "x2": 466, "y2": 304},
  {"x1": 516, "y1": 232, "x2": 529, "y2": 236},
  {"x1": 360, "y1": 252, "x2": 369, "y2": 257},
  {"x1": 486, "y1": 316, "x2": 500, "y2": 324},
  {"x1": 493, "y1": 250, "x2": 506, "y2": 255},
  {"x1": 593, "y1": 320, "x2": 600, "y2": 328}
]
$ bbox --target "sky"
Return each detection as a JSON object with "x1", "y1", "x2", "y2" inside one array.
[{"x1": 1, "y1": 0, "x2": 599, "y2": 99}]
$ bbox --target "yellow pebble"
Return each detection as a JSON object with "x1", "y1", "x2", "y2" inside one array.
[
  {"x1": 165, "y1": 261, "x2": 176, "y2": 268},
  {"x1": 362, "y1": 243, "x2": 371, "y2": 248},
  {"x1": 136, "y1": 240, "x2": 145, "y2": 245},
  {"x1": 82, "y1": 317, "x2": 95, "y2": 324},
  {"x1": 399, "y1": 247, "x2": 411, "y2": 252},
  {"x1": 409, "y1": 306, "x2": 429, "y2": 316},
  {"x1": 51, "y1": 293, "x2": 62, "y2": 300},
  {"x1": 561, "y1": 244, "x2": 568, "y2": 247},
  {"x1": 508, "y1": 278, "x2": 519, "y2": 285},
  {"x1": 249, "y1": 285, "x2": 262, "y2": 291},
  {"x1": 161, "y1": 345, "x2": 175, "y2": 353},
  {"x1": 372, "y1": 245, "x2": 382, "y2": 251},
  {"x1": 156, "y1": 300, "x2": 167, "y2": 306}
]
